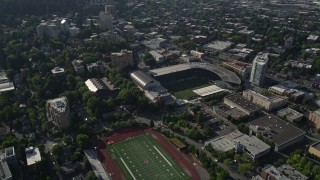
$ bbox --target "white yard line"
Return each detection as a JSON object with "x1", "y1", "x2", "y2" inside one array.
[
  {"x1": 143, "y1": 135, "x2": 183, "y2": 179},
  {"x1": 153, "y1": 146, "x2": 172, "y2": 166},
  {"x1": 120, "y1": 158, "x2": 137, "y2": 180},
  {"x1": 113, "y1": 146, "x2": 137, "y2": 180}
]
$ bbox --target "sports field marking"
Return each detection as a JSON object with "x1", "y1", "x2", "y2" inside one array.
[
  {"x1": 153, "y1": 146, "x2": 172, "y2": 166},
  {"x1": 120, "y1": 158, "x2": 137, "y2": 180}
]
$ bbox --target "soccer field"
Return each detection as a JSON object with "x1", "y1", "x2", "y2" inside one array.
[
  {"x1": 163, "y1": 77, "x2": 210, "y2": 99},
  {"x1": 108, "y1": 134, "x2": 190, "y2": 180}
]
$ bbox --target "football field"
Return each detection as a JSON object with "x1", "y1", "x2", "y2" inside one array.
[{"x1": 108, "y1": 134, "x2": 190, "y2": 180}]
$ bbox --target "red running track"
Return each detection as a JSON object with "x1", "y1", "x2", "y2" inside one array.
[{"x1": 97, "y1": 127, "x2": 200, "y2": 180}]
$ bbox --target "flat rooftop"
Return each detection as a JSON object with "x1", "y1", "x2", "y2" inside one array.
[
  {"x1": 192, "y1": 85, "x2": 225, "y2": 97},
  {"x1": 205, "y1": 130, "x2": 270, "y2": 156},
  {"x1": 247, "y1": 115, "x2": 306, "y2": 146},
  {"x1": 277, "y1": 107, "x2": 303, "y2": 120},
  {"x1": 25, "y1": 147, "x2": 41, "y2": 166},
  {"x1": 225, "y1": 93, "x2": 262, "y2": 112},
  {"x1": 311, "y1": 141, "x2": 320, "y2": 151},
  {"x1": 262, "y1": 165, "x2": 290, "y2": 180}
]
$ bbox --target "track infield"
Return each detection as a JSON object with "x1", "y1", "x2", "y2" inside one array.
[{"x1": 107, "y1": 134, "x2": 191, "y2": 180}]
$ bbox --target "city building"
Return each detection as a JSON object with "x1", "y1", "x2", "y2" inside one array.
[
  {"x1": 249, "y1": 53, "x2": 269, "y2": 86},
  {"x1": 130, "y1": 71, "x2": 175, "y2": 105},
  {"x1": 307, "y1": 34, "x2": 319, "y2": 42},
  {"x1": 100, "y1": 31, "x2": 119, "y2": 42},
  {"x1": 222, "y1": 60, "x2": 252, "y2": 77},
  {"x1": 308, "y1": 141, "x2": 320, "y2": 158},
  {"x1": 72, "y1": 60, "x2": 85, "y2": 74},
  {"x1": 190, "y1": 50, "x2": 204, "y2": 59},
  {"x1": 110, "y1": 49, "x2": 134, "y2": 68},
  {"x1": 277, "y1": 107, "x2": 303, "y2": 122},
  {"x1": 260, "y1": 164, "x2": 308, "y2": 180},
  {"x1": 69, "y1": 26, "x2": 80, "y2": 37},
  {"x1": 247, "y1": 115, "x2": 306, "y2": 151},
  {"x1": 86, "y1": 61, "x2": 106, "y2": 73},
  {"x1": 46, "y1": 97, "x2": 71, "y2": 129},
  {"x1": 99, "y1": 9, "x2": 113, "y2": 30},
  {"x1": 149, "y1": 50, "x2": 165, "y2": 63},
  {"x1": 0, "y1": 147, "x2": 15, "y2": 180},
  {"x1": 36, "y1": 22, "x2": 61, "y2": 39},
  {"x1": 25, "y1": 147, "x2": 41, "y2": 166},
  {"x1": 51, "y1": 67, "x2": 65, "y2": 78},
  {"x1": 243, "y1": 90, "x2": 288, "y2": 111},
  {"x1": 85, "y1": 78, "x2": 117, "y2": 94},
  {"x1": 284, "y1": 37, "x2": 294, "y2": 49},
  {"x1": 141, "y1": 38, "x2": 168, "y2": 49},
  {"x1": 205, "y1": 130, "x2": 270, "y2": 160},
  {"x1": 307, "y1": 110, "x2": 320, "y2": 129},
  {"x1": 204, "y1": 40, "x2": 233, "y2": 52},
  {"x1": 224, "y1": 93, "x2": 262, "y2": 117},
  {"x1": 0, "y1": 71, "x2": 14, "y2": 93}
]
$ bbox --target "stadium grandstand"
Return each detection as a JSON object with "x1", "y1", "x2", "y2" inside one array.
[{"x1": 149, "y1": 63, "x2": 241, "y2": 85}]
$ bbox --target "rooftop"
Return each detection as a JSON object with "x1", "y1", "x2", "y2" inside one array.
[
  {"x1": 277, "y1": 164, "x2": 309, "y2": 180},
  {"x1": 130, "y1": 70, "x2": 158, "y2": 88},
  {"x1": 51, "y1": 67, "x2": 65, "y2": 74},
  {"x1": 0, "y1": 154, "x2": 12, "y2": 180},
  {"x1": 254, "y1": 53, "x2": 269, "y2": 64},
  {"x1": 25, "y1": 147, "x2": 41, "y2": 166},
  {"x1": 205, "y1": 41, "x2": 233, "y2": 51},
  {"x1": 262, "y1": 165, "x2": 290, "y2": 180},
  {"x1": 225, "y1": 93, "x2": 262, "y2": 112},
  {"x1": 47, "y1": 97, "x2": 68, "y2": 112},
  {"x1": 244, "y1": 90, "x2": 287, "y2": 103},
  {"x1": 310, "y1": 141, "x2": 320, "y2": 151},
  {"x1": 205, "y1": 130, "x2": 270, "y2": 157},
  {"x1": 192, "y1": 85, "x2": 225, "y2": 97},
  {"x1": 247, "y1": 115, "x2": 306, "y2": 146},
  {"x1": 277, "y1": 107, "x2": 303, "y2": 120}
]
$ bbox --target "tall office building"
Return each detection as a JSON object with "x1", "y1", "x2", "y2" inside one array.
[
  {"x1": 46, "y1": 97, "x2": 71, "y2": 129},
  {"x1": 249, "y1": 53, "x2": 269, "y2": 87},
  {"x1": 99, "y1": 7, "x2": 113, "y2": 30}
]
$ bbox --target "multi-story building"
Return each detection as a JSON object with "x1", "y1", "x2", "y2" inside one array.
[
  {"x1": 243, "y1": 90, "x2": 288, "y2": 111},
  {"x1": 307, "y1": 110, "x2": 320, "y2": 129},
  {"x1": 0, "y1": 146, "x2": 16, "y2": 180},
  {"x1": 277, "y1": 107, "x2": 303, "y2": 122},
  {"x1": 110, "y1": 50, "x2": 134, "y2": 68},
  {"x1": 247, "y1": 115, "x2": 306, "y2": 152},
  {"x1": 99, "y1": 9, "x2": 113, "y2": 30},
  {"x1": 224, "y1": 93, "x2": 262, "y2": 117},
  {"x1": 87, "y1": 61, "x2": 106, "y2": 73},
  {"x1": 149, "y1": 50, "x2": 165, "y2": 64},
  {"x1": 249, "y1": 53, "x2": 269, "y2": 87},
  {"x1": 72, "y1": 60, "x2": 85, "y2": 74},
  {"x1": 309, "y1": 141, "x2": 320, "y2": 158},
  {"x1": 222, "y1": 60, "x2": 252, "y2": 77},
  {"x1": 46, "y1": 97, "x2": 71, "y2": 129},
  {"x1": 190, "y1": 50, "x2": 204, "y2": 59}
]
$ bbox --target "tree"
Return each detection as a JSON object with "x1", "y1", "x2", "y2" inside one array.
[
  {"x1": 84, "y1": 171, "x2": 97, "y2": 180},
  {"x1": 238, "y1": 163, "x2": 252, "y2": 175},
  {"x1": 223, "y1": 158, "x2": 232, "y2": 166},
  {"x1": 52, "y1": 144, "x2": 64, "y2": 157},
  {"x1": 143, "y1": 53, "x2": 156, "y2": 67},
  {"x1": 76, "y1": 134, "x2": 89, "y2": 148},
  {"x1": 149, "y1": 120, "x2": 154, "y2": 128}
]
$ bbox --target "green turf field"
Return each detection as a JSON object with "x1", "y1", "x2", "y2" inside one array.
[
  {"x1": 163, "y1": 77, "x2": 211, "y2": 99},
  {"x1": 108, "y1": 134, "x2": 190, "y2": 180}
]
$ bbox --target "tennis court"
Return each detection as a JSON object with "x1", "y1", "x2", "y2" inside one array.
[{"x1": 107, "y1": 134, "x2": 190, "y2": 180}]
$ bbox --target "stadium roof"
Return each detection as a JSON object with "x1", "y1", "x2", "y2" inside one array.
[
  {"x1": 192, "y1": 85, "x2": 225, "y2": 97},
  {"x1": 130, "y1": 70, "x2": 158, "y2": 89},
  {"x1": 149, "y1": 62, "x2": 241, "y2": 85}
]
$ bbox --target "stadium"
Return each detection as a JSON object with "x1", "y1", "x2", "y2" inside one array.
[
  {"x1": 148, "y1": 62, "x2": 241, "y2": 99},
  {"x1": 97, "y1": 127, "x2": 200, "y2": 180}
]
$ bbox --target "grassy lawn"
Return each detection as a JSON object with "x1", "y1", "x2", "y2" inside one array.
[
  {"x1": 163, "y1": 77, "x2": 210, "y2": 99},
  {"x1": 107, "y1": 134, "x2": 190, "y2": 180}
]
